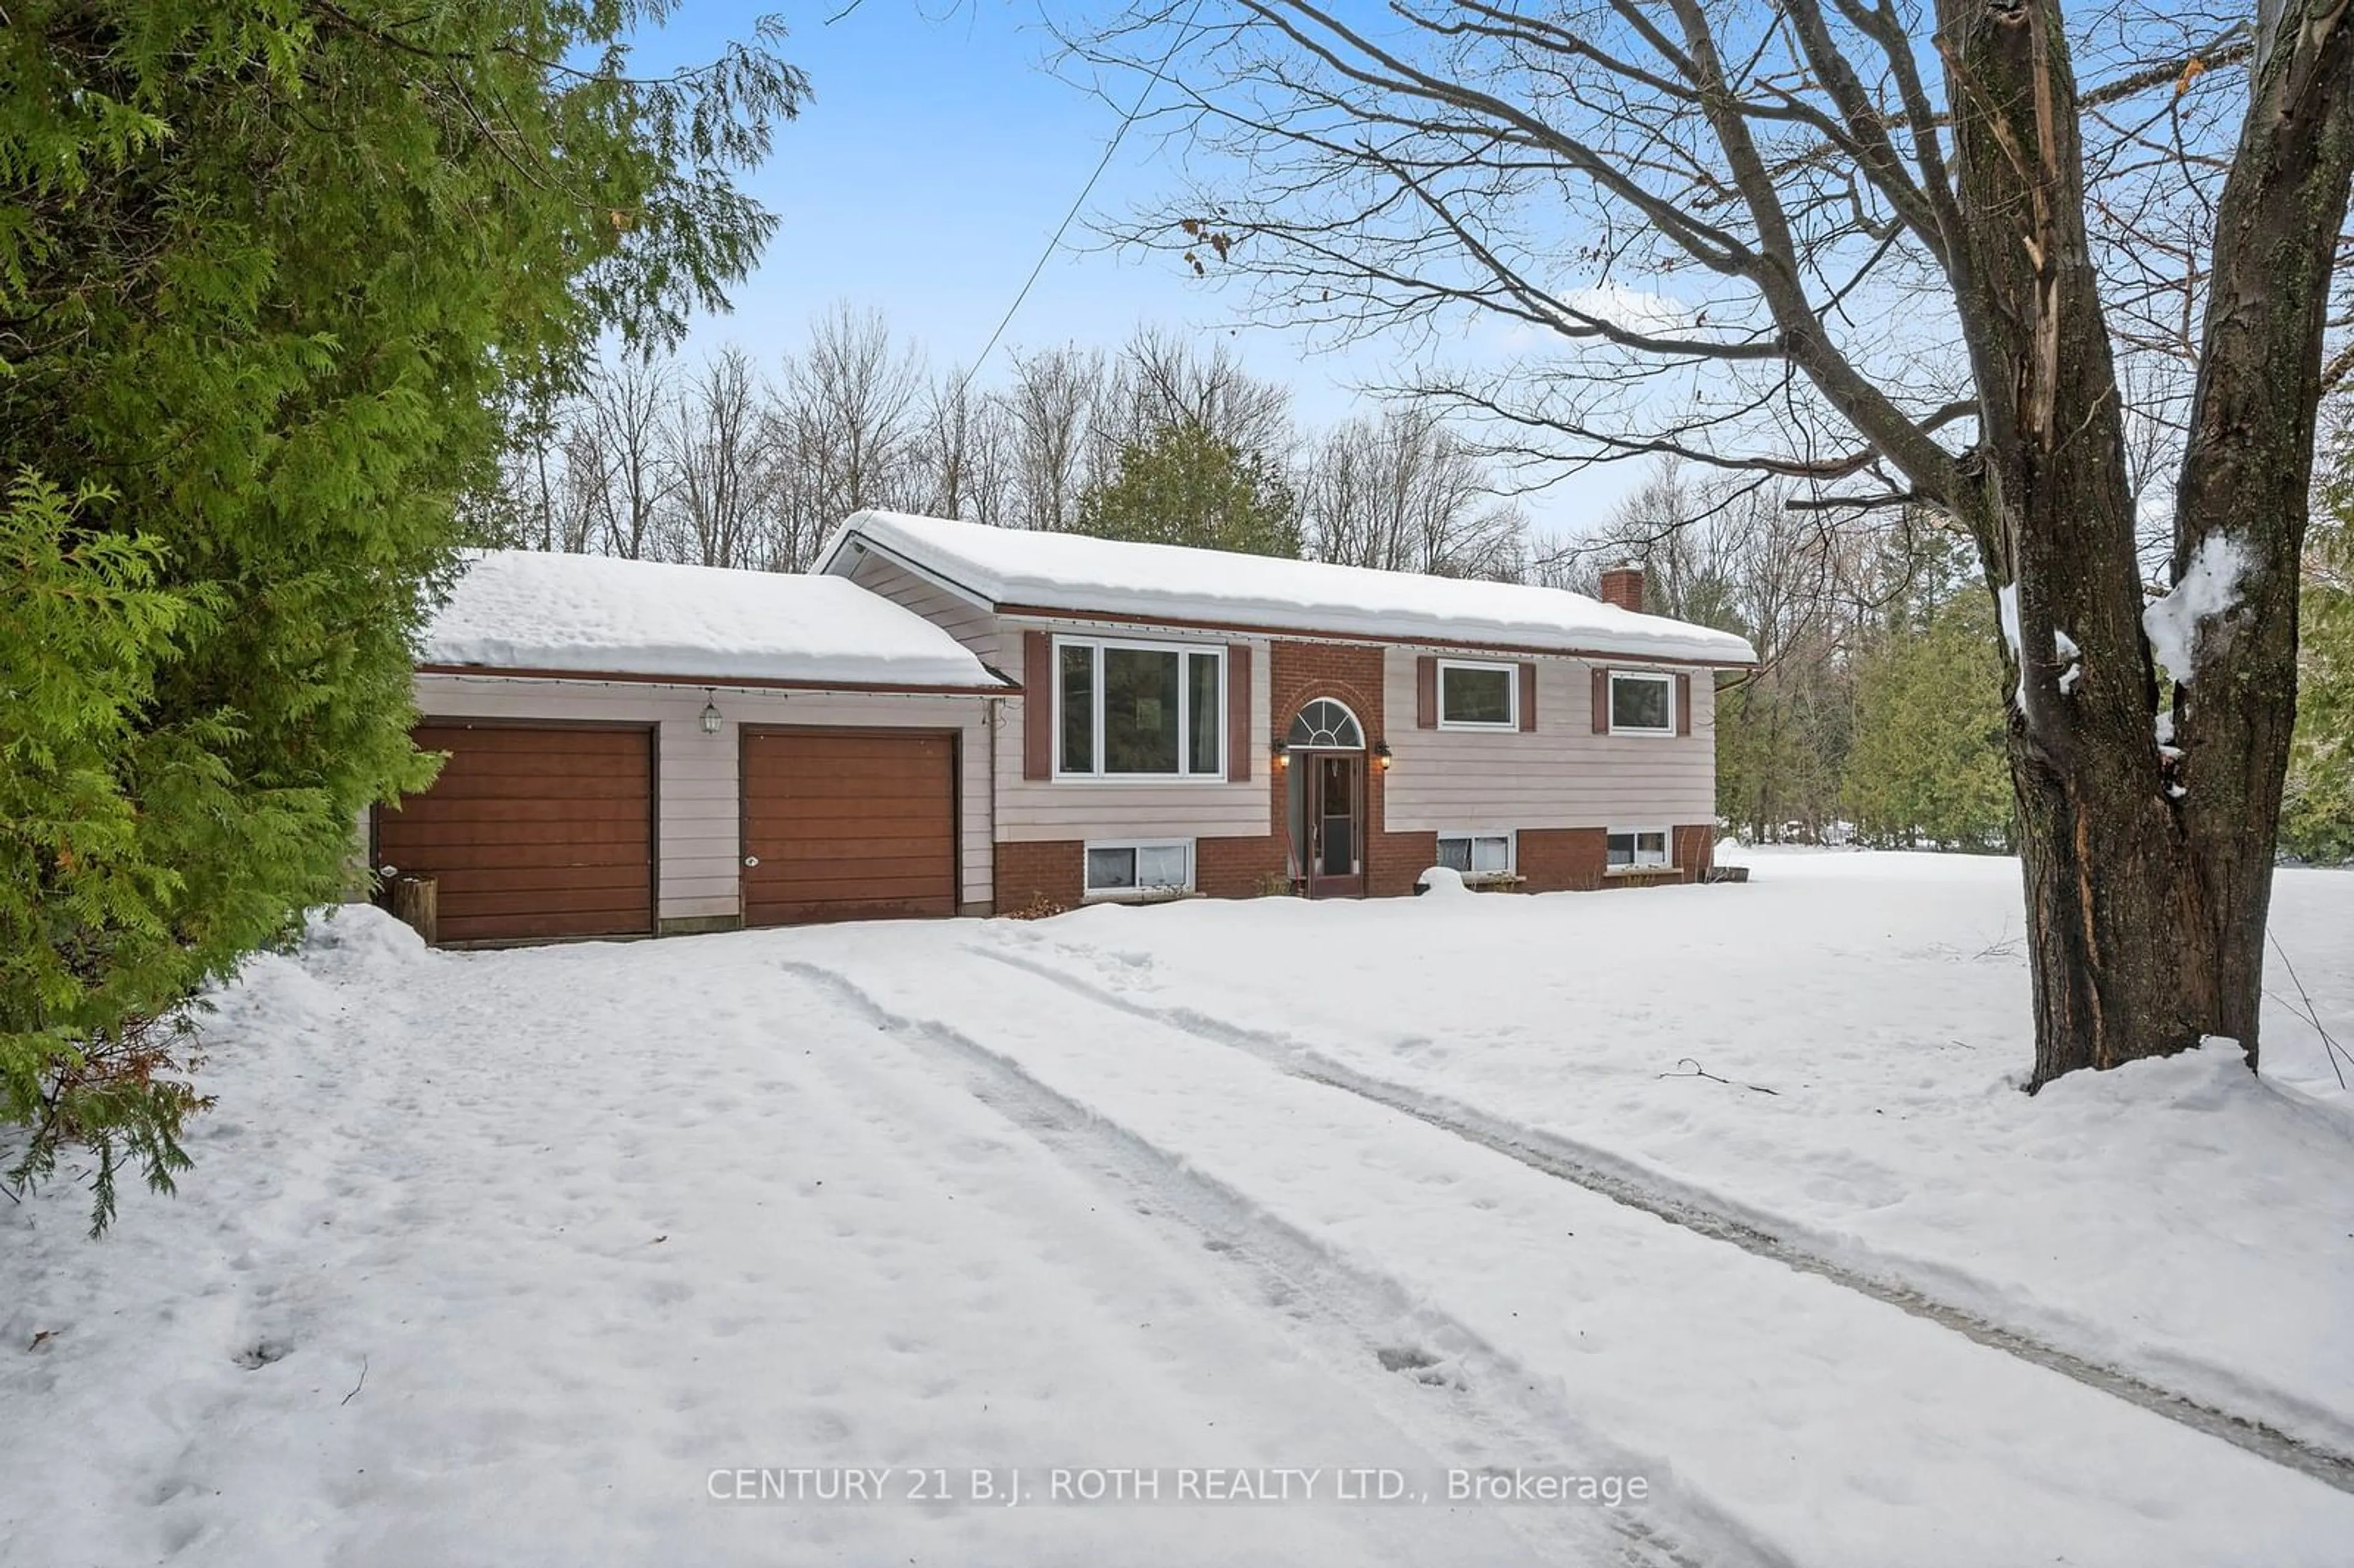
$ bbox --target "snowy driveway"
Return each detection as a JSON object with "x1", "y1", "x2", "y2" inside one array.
[{"x1": 7, "y1": 854, "x2": 2354, "y2": 1566}]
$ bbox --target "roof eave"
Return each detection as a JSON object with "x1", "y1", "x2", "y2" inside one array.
[
  {"x1": 987, "y1": 601, "x2": 1752, "y2": 669},
  {"x1": 822, "y1": 520, "x2": 1001, "y2": 613},
  {"x1": 414, "y1": 662, "x2": 1017, "y2": 694}
]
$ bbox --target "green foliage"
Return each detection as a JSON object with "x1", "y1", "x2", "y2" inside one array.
[
  {"x1": 1715, "y1": 660, "x2": 1855, "y2": 840},
  {"x1": 1075, "y1": 417, "x2": 1305, "y2": 558},
  {"x1": 0, "y1": 478, "x2": 217, "y2": 1231},
  {"x1": 2284, "y1": 450, "x2": 2354, "y2": 861},
  {"x1": 1844, "y1": 587, "x2": 2014, "y2": 851},
  {"x1": 1, "y1": 1, "x2": 799, "y2": 1227}
]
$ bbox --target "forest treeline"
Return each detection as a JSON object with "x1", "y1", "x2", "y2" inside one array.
[{"x1": 489, "y1": 308, "x2": 2354, "y2": 863}]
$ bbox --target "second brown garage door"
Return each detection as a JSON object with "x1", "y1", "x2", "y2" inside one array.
[{"x1": 741, "y1": 729, "x2": 958, "y2": 926}]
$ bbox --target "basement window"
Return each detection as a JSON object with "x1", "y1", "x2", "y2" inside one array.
[
  {"x1": 1606, "y1": 828, "x2": 1671, "y2": 871},
  {"x1": 1084, "y1": 840, "x2": 1194, "y2": 897},
  {"x1": 1436, "y1": 832, "x2": 1515, "y2": 878}
]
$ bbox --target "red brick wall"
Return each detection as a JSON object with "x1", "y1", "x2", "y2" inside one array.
[
  {"x1": 1515, "y1": 823, "x2": 1716, "y2": 892},
  {"x1": 1195, "y1": 832, "x2": 1286, "y2": 897},
  {"x1": 1672, "y1": 823, "x2": 1716, "y2": 883},
  {"x1": 1518, "y1": 827, "x2": 1607, "y2": 892},
  {"x1": 994, "y1": 839, "x2": 1083, "y2": 913}
]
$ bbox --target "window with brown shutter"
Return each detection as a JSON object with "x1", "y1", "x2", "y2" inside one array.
[
  {"x1": 1023, "y1": 630, "x2": 1052, "y2": 780},
  {"x1": 1591, "y1": 667, "x2": 1610, "y2": 734},
  {"x1": 1227, "y1": 643, "x2": 1252, "y2": 782},
  {"x1": 1416, "y1": 655, "x2": 1438, "y2": 728},
  {"x1": 1518, "y1": 663, "x2": 1537, "y2": 732}
]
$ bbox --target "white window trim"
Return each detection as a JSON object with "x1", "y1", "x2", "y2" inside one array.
[
  {"x1": 1053, "y1": 635, "x2": 1228, "y2": 783},
  {"x1": 1607, "y1": 669, "x2": 1676, "y2": 736},
  {"x1": 1082, "y1": 837, "x2": 1197, "y2": 899},
  {"x1": 1436, "y1": 828, "x2": 1519, "y2": 882},
  {"x1": 1437, "y1": 658, "x2": 1520, "y2": 731},
  {"x1": 1604, "y1": 825, "x2": 1674, "y2": 873}
]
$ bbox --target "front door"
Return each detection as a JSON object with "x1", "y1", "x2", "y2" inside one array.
[{"x1": 1304, "y1": 753, "x2": 1365, "y2": 898}]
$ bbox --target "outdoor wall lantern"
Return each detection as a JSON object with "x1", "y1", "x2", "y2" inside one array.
[
  {"x1": 700, "y1": 694, "x2": 724, "y2": 735},
  {"x1": 1271, "y1": 736, "x2": 1290, "y2": 769},
  {"x1": 1373, "y1": 739, "x2": 1394, "y2": 771}
]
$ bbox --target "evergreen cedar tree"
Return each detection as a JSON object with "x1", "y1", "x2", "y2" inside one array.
[
  {"x1": 1118, "y1": 0, "x2": 2354, "y2": 1086},
  {"x1": 1845, "y1": 592, "x2": 2015, "y2": 853},
  {"x1": 0, "y1": 2, "x2": 802, "y2": 1230},
  {"x1": 2284, "y1": 438, "x2": 2354, "y2": 862},
  {"x1": 1075, "y1": 417, "x2": 1308, "y2": 559}
]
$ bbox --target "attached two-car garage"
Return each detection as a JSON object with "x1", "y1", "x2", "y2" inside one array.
[
  {"x1": 376, "y1": 720, "x2": 961, "y2": 944},
  {"x1": 382, "y1": 550, "x2": 1004, "y2": 944}
]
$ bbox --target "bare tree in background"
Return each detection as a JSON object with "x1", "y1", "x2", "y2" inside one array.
[
  {"x1": 899, "y1": 367, "x2": 974, "y2": 517},
  {"x1": 1000, "y1": 344, "x2": 1106, "y2": 530},
  {"x1": 1097, "y1": 325, "x2": 1295, "y2": 476},
  {"x1": 574, "y1": 357, "x2": 674, "y2": 561},
  {"x1": 667, "y1": 346, "x2": 769, "y2": 568},
  {"x1": 790, "y1": 302, "x2": 925, "y2": 519},
  {"x1": 1306, "y1": 404, "x2": 1526, "y2": 578},
  {"x1": 492, "y1": 379, "x2": 598, "y2": 553},
  {"x1": 1088, "y1": 0, "x2": 2354, "y2": 1086}
]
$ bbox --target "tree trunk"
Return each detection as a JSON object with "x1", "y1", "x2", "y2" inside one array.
[
  {"x1": 1940, "y1": 0, "x2": 2354, "y2": 1087},
  {"x1": 1939, "y1": 0, "x2": 2200, "y2": 1086},
  {"x1": 2167, "y1": 0, "x2": 2354, "y2": 1064},
  {"x1": 389, "y1": 874, "x2": 438, "y2": 948}
]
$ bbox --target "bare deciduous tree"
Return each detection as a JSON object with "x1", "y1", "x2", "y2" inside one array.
[
  {"x1": 1001, "y1": 344, "x2": 1107, "y2": 530},
  {"x1": 1088, "y1": 0, "x2": 2354, "y2": 1084},
  {"x1": 1099, "y1": 325, "x2": 1295, "y2": 467},
  {"x1": 574, "y1": 357, "x2": 674, "y2": 561},
  {"x1": 1306, "y1": 404, "x2": 1526, "y2": 578},
  {"x1": 789, "y1": 302, "x2": 925, "y2": 519},
  {"x1": 667, "y1": 346, "x2": 769, "y2": 568}
]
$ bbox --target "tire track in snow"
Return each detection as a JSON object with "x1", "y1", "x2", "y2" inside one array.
[
  {"x1": 969, "y1": 942, "x2": 2354, "y2": 1498},
  {"x1": 777, "y1": 959, "x2": 1797, "y2": 1568}
]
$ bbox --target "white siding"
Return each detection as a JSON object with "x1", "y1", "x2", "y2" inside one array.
[
  {"x1": 409, "y1": 674, "x2": 997, "y2": 921},
  {"x1": 844, "y1": 550, "x2": 1000, "y2": 666},
  {"x1": 1380, "y1": 649, "x2": 1718, "y2": 831},
  {"x1": 994, "y1": 617, "x2": 1274, "y2": 843}
]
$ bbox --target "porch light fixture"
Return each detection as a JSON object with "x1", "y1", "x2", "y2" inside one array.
[
  {"x1": 1373, "y1": 739, "x2": 1394, "y2": 771},
  {"x1": 1271, "y1": 736, "x2": 1290, "y2": 769},
  {"x1": 699, "y1": 693, "x2": 723, "y2": 735}
]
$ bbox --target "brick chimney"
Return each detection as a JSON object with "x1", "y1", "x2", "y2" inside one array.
[{"x1": 1598, "y1": 563, "x2": 1645, "y2": 613}]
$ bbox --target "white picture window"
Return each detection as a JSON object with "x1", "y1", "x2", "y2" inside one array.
[
  {"x1": 1436, "y1": 831, "x2": 1516, "y2": 877},
  {"x1": 1606, "y1": 828, "x2": 1671, "y2": 870},
  {"x1": 1084, "y1": 840, "x2": 1194, "y2": 896},
  {"x1": 1057, "y1": 637, "x2": 1224, "y2": 778},
  {"x1": 1609, "y1": 671, "x2": 1674, "y2": 734},
  {"x1": 1439, "y1": 660, "x2": 1518, "y2": 728}
]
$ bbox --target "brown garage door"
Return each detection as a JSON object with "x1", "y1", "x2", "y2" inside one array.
[
  {"x1": 742, "y1": 729, "x2": 957, "y2": 926},
  {"x1": 375, "y1": 723, "x2": 655, "y2": 943}
]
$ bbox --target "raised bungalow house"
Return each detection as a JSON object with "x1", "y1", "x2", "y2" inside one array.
[{"x1": 376, "y1": 514, "x2": 1756, "y2": 943}]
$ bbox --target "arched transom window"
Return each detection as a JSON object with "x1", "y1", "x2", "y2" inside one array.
[{"x1": 1286, "y1": 698, "x2": 1364, "y2": 750}]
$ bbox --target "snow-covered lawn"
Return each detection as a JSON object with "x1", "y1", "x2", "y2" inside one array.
[{"x1": 6, "y1": 851, "x2": 2352, "y2": 1566}]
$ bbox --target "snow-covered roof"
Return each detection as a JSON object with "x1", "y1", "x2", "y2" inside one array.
[
  {"x1": 420, "y1": 550, "x2": 1009, "y2": 688},
  {"x1": 821, "y1": 511, "x2": 1758, "y2": 666}
]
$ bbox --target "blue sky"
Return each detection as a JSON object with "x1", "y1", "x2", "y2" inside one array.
[{"x1": 646, "y1": 2, "x2": 1638, "y2": 532}]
